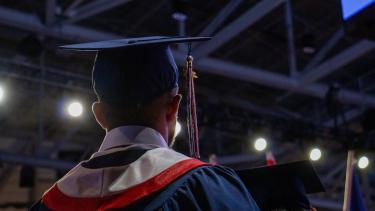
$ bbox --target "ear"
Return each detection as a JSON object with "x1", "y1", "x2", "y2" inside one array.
[
  {"x1": 92, "y1": 102, "x2": 108, "y2": 130},
  {"x1": 166, "y1": 94, "x2": 182, "y2": 122}
]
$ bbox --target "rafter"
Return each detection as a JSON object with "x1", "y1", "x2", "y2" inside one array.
[
  {"x1": 284, "y1": 0, "x2": 297, "y2": 76},
  {"x1": 196, "y1": 0, "x2": 243, "y2": 38},
  {"x1": 45, "y1": 0, "x2": 57, "y2": 25},
  {"x1": 63, "y1": 0, "x2": 85, "y2": 16},
  {"x1": 303, "y1": 28, "x2": 344, "y2": 72},
  {"x1": 0, "y1": 6, "x2": 374, "y2": 108},
  {"x1": 299, "y1": 40, "x2": 375, "y2": 86},
  {"x1": 63, "y1": 0, "x2": 133, "y2": 24},
  {"x1": 184, "y1": 56, "x2": 375, "y2": 107},
  {"x1": 277, "y1": 28, "x2": 345, "y2": 102},
  {"x1": 194, "y1": 0, "x2": 285, "y2": 58}
]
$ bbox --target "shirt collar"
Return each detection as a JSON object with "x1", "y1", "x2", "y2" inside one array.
[{"x1": 98, "y1": 126, "x2": 168, "y2": 152}]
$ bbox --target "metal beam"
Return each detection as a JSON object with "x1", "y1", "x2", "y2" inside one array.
[
  {"x1": 0, "y1": 141, "x2": 28, "y2": 192},
  {"x1": 3, "y1": 54, "x2": 303, "y2": 122},
  {"x1": 323, "y1": 69, "x2": 375, "y2": 127},
  {"x1": 211, "y1": 143, "x2": 290, "y2": 166},
  {"x1": 194, "y1": 0, "x2": 285, "y2": 58},
  {"x1": 0, "y1": 151, "x2": 76, "y2": 171},
  {"x1": 0, "y1": 6, "x2": 121, "y2": 42},
  {"x1": 323, "y1": 78, "x2": 375, "y2": 128},
  {"x1": 323, "y1": 161, "x2": 346, "y2": 183},
  {"x1": 310, "y1": 197, "x2": 342, "y2": 210},
  {"x1": 224, "y1": 95, "x2": 294, "y2": 119},
  {"x1": 303, "y1": 28, "x2": 344, "y2": 72},
  {"x1": 63, "y1": 0, "x2": 133, "y2": 24},
  {"x1": 196, "y1": 0, "x2": 243, "y2": 38},
  {"x1": 197, "y1": 87, "x2": 302, "y2": 120},
  {"x1": 45, "y1": 0, "x2": 57, "y2": 26},
  {"x1": 299, "y1": 40, "x2": 375, "y2": 86},
  {"x1": 324, "y1": 108, "x2": 363, "y2": 127},
  {"x1": 36, "y1": 52, "x2": 47, "y2": 154},
  {"x1": 0, "y1": 70, "x2": 91, "y2": 93},
  {"x1": 126, "y1": 0, "x2": 166, "y2": 32},
  {"x1": 284, "y1": 0, "x2": 298, "y2": 76},
  {"x1": 0, "y1": 57, "x2": 91, "y2": 81},
  {"x1": 276, "y1": 28, "x2": 344, "y2": 102},
  {"x1": 2, "y1": 53, "x2": 303, "y2": 122},
  {"x1": 48, "y1": 126, "x2": 82, "y2": 158},
  {"x1": 1, "y1": 6, "x2": 374, "y2": 108},
  {"x1": 182, "y1": 55, "x2": 375, "y2": 107},
  {"x1": 63, "y1": 0, "x2": 85, "y2": 16}
]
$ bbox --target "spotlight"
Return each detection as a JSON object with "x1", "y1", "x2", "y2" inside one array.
[
  {"x1": 0, "y1": 85, "x2": 4, "y2": 102},
  {"x1": 358, "y1": 156, "x2": 369, "y2": 169},
  {"x1": 254, "y1": 137, "x2": 267, "y2": 151},
  {"x1": 175, "y1": 121, "x2": 182, "y2": 137},
  {"x1": 309, "y1": 148, "x2": 322, "y2": 161},
  {"x1": 67, "y1": 101, "x2": 83, "y2": 117}
]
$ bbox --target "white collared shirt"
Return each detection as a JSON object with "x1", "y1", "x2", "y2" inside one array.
[
  {"x1": 57, "y1": 126, "x2": 190, "y2": 199},
  {"x1": 98, "y1": 126, "x2": 168, "y2": 152}
]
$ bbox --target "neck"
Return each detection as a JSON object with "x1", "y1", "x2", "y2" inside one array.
[
  {"x1": 151, "y1": 121, "x2": 169, "y2": 144},
  {"x1": 107, "y1": 119, "x2": 169, "y2": 144}
]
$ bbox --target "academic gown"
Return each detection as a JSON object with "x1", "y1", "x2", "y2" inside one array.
[{"x1": 30, "y1": 126, "x2": 259, "y2": 211}]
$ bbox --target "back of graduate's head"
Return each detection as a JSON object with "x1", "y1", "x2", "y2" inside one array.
[
  {"x1": 92, "y1": 88, "x2": 181, "y2": 145},
  {"x1": 90, "y1": 45, "x2": 181, "y2": 144}
]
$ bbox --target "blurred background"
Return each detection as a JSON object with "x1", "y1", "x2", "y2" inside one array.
[{"x1": 0, "y1": 0, "x2": 373, "y2": 210}]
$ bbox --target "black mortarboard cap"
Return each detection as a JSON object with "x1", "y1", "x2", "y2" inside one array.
[
  {"x1": 60, "y1": 36, "x2": 209, "y2": 105},
  {"x1": 236, "y1": 160, "x2": 325, "y2": 210}
]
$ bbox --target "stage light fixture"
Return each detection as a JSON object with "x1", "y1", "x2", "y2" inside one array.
[
  {"x1": 67, "y1": 101, "x2": 83, "y2": 117},
  {"x1": 358, "y1": 156, "x2": 369, "y2": 169},
  {"x1": 254, "y1": 137, "x2": 267, "y2": 151},
  {"x1": 309, "y1": 148, "x2": 322, "y2": 161}
]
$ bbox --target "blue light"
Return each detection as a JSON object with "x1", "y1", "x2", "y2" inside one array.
[{"x1": 341, "y1": 0, "x2": 375, "y2": 20}]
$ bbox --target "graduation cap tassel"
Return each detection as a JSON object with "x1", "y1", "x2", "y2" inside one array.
[{"x1": 186, "y1": 44, "x2": 200, "y2": 159}]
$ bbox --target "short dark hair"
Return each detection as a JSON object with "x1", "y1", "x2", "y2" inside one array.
[
  {"x1": 102, "y1": 103, "x2": 152, "y2": 128},
  {"x1": 100, "y1": 88, "x2": 177, "y2": 129}
]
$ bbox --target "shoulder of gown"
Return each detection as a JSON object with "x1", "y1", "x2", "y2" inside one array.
[{"x1": 126, "y1": 165, "x2": 260, "y2": 211}]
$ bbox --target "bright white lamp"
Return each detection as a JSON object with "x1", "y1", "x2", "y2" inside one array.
[
  {"x1": 309, "y1": 148, "x2": 322, "y2": 161},
  {"x1": 358, "y1": 156, "x2": 369, "y2": 169},
  {"x1": 254, "y1": 137, "x2": 267, "y2": 151},
  {"x1": 67, "y1": 101, "x2": 83, "y2": 117}
]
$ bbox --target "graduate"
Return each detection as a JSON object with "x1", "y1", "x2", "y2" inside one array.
[{"x1": 30, "y1": 36, "x2": 260, "y2": 211}]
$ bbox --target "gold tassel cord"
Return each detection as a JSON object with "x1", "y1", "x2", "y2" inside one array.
[{"x1": 186, "y1": 49, "x2": 200, "y2": 159}]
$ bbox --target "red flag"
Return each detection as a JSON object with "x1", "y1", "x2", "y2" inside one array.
[{"x1": 266, "y1": 151, "x2": 276, "y2": 166}]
